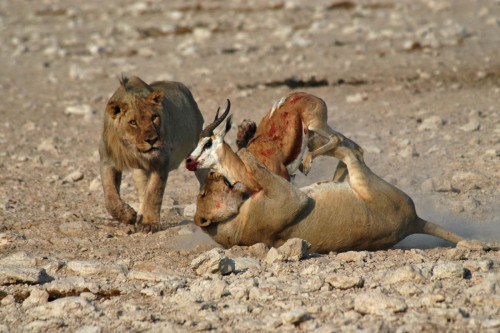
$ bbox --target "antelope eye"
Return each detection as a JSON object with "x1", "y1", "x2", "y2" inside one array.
[
  {"x1": 203, "y1": 139, "x2": 212, "y2": 150},
  {"x1": 129, "y1": 120, "x2": 137, "y2": 126}
]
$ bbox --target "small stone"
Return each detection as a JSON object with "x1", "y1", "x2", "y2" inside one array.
[
  {"x1": 432, "y1": 262, "x2": 464, "y2": 280},
  {"x1": 421, "y1": 177, "x2": 454, "y2": 192},
  {"x1": 183, "y1": 203, "x2": 196, "y2": 218},
  {"x1": 128, "y1": 262, "x2": 185, "y2": 290},
  {"x1": 265, "y1": 247, "x2": 284, "y2": 264},
  {"x1": 233, "y1": 257, "x2": 261, "y2": 272},
  {"x1": 190, "y1": 248, "x2": 235, "y2": 275},
  {"x1": 89, "y1": 177, "x2": 101, "y2": 191},
  {"x1": 354, "y1": 292, "x2": 407, "y2": 315},
  {"x1": 64, "y1": 104, "x2": 94, "y2": 117},
  {"x1": 277, "y1": 238, "x2": 311, "y2": 261},
  {"x1": 0, "y1": 265, "x2": 52, "y2": 285},
  {"x1": 482, "y1": 319, "x2": 500, "y2": 329},
  {"x1": 451, "y1": 172, "x2": 484, "y2": 192},
  {"x1": 1, "y1": 294, "x2": 15, "y2": 305},
  {"x1": 63, "y1": 170, "x2": 84, "y2": 183},
  {"x1": 346, "y1": 92, "x2": 367, "y2": 103},
  {"x1": 387, "y1": 265, "x2": 425, "y2": 284},
  {"x1": 459, "y1": 118, "x2": 480, "y2": 132},
  {"x1": 463, "y1": 260, "x2": 493, "y2": 272},
  {"x1": 457, "y1": 239, "x2": 486, "y2": 251},
  {"x1": 37, "y1": 138, "x2": 58, "y2": 155},
  {"x1": 336, "y1": 251, "x2": 370, "y2": 263},
  {"x1": 66, "y1": 260, "x2": 128, "y2": 277},
  {"x1": 22, "y1": 288, "x2": 49, "y2": 308},
  {"x1": 45, "y1": 276, "x2": 100, "y2": 294},
  {"x1": 418, "y1": 115, "x2": 444, "y2": 131},
  {"x1": 30, "y1": 296, "x2": 100, "y2": 320},
  {"x1": 281, "y1": 308, "x2": 310, "y2": 325},
  {"x1": 326, "y1": 274, "x2": 364, "y2": 290}
]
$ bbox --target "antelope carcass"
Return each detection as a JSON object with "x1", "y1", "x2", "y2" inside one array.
[{"x1": 185, "y1": 92, "x2": 364, "y2": 191}]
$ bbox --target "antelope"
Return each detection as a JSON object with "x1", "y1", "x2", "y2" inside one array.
[{"x1": 185, "y1": 92, "x2": 364, "y2": 191}]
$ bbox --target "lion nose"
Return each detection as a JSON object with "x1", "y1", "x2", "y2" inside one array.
[
  {"x1": 145, "y1": 136, "x2": 158, "y2": 145},
  {"x1": 195, "y1": 215, "x2": 212, "y2": 227}
]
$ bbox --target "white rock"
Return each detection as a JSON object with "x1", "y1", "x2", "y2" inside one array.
[
  {"x1": 459, "y1": 118, "x2": 480, "y2": 132},
  {"x1": 265, "y1": 247, "x2": 285, "y2": 264},
  {"x1": 387, "y1": 265, "x2": 425, "y2": 284},
  {"x1": 463, "y1": 260, "x2": 493, "y2": 272},
  {"x1": 233, "y1": 257, "x2": 261, "y2": 272},
  {"x1": 354, "y1": 292, "x2": 407, "y2": 315},
  {"x1": 346, "y1": 92, "x2": 367, "y2": 103},
  {"x1": 127, "y1": 262, "x2": 184, "y2": 289},
  {"x1": 64, "y1": 104, "x2": 94, "y2": 117},
  {"x1": 30, "y1": 296, "x2": 100, "y2": 320},
  {"x1": 281, "y1": 308, "x2": 310, "y2": 325},
  {"x1": 66, "y1": 260, "x2": 128, "y2": 277},
  {"x1": 37, "y1": 138, "x2": 58, "y2": 154},
  {"x1": 336, "y1": 251, "x2": 370, "y2": 263},
  {"x1": 183, "y1": 203, "x2": 196, "y2": 218},
  {"x1": 277, "y1": 238, "x2": 311, "y2": 261},
  {"x1": 44, "y1": 276, "x2": 100, "y2": 294},
  {"x1": 22, "y1": 288, "x2": 49, "y2": 308},
  {"x1": 432, "y1": 262, "x2": 464, "y2": 280},
  {"x1": 89, "y1": 177, "x2": 101, "y2": 191},
  {"x1": 326, "y1": 274, "x2": 364, "y2": 290},
  {"x1": 418, "y1": 115, "x2": 443, "y2": 131},
  {"x1": 63, "y1": 170, "x2": 84, "y2": 183},
  {"x1": 190, "y1": 248, "x2": 235, "y2": 275},
  {"x1": 0, "y1": 265, "x2": 52, "y2": 285},
  {"x1": 189, "y1": 278, "x2": 228, "y2": 302},
  {"x1": 457, "y1": 239, "x2": 486, "y2": 251}
]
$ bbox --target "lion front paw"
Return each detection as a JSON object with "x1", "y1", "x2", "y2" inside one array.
[{"x1": 134, "y1": 214, "x2": 160, "y2": 233}]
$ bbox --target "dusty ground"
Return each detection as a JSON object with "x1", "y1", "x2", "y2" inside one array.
[{"x1": 0, "y1": 0, "x2": 499, "y2": 332}]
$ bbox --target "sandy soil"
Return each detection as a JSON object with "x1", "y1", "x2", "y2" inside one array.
[{"x1": 0, "y1": 0, "x2": 499, "y2": 332}]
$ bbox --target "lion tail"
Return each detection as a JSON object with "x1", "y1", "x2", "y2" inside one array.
[{"x1": 414, "y1": 217, "x2": 464, "y2": 244}]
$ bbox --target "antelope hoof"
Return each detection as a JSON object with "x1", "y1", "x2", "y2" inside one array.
[{"x1": 301, "y1": 153, "x2": 313, "y2": 176}]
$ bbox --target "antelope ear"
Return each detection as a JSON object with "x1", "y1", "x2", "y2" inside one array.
[
  {"x1": 222, "y1": 115, "x2": 233, "y2": 137},
  {"x1": 106, "y1": 101, "x2": 124, "y2": 119},
  {"x1": 147, "y1": 89, "x2": 164, "y2": 105}
]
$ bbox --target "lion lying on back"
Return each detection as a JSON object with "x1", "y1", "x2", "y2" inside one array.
[{"x1": 99, "y1": 76, "x2": 203, "y2": 232}]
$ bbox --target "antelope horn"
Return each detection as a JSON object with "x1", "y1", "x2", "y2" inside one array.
[{"x1": 200, "y1": 99, "x2": 231, "y2": 137}]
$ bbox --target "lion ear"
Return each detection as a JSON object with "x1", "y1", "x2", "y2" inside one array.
[
  {"x1": 147, "y1": 90, "x2": 164, "y2": 105},
  {"x1": 106, "y1": 101, "x2": 123, "y2": 119}
]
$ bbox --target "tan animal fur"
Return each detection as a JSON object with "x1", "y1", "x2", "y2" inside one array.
[
  {"x1": 99, "y1": 76, "x2": 203, "y2": 232},
  {"x1": 194, "y1": 142, "x2": 464, "y2": 253}
]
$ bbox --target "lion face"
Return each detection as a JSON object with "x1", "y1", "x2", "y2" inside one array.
[
  {"x1": 194, "y1": 171, "x2": 249, "y2": 228},
  {"x1": 106, "y1": 90, "x2": 165, "y2": 159}
]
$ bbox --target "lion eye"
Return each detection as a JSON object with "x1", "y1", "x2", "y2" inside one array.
[{"x1": 129, "y1": 120, "x2": 137, "y2": 127}]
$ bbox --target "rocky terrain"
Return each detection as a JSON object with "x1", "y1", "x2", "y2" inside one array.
[{"x1": 0, "y1": 0, "x2": 499, "y2": 332}]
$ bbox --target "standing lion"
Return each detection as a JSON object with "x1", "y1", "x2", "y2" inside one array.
[{"x1": 99, "y1": 76, "x2": 203, "y2": 232}]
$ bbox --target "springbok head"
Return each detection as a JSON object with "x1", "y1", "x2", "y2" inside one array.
[{"x1": 185, "y1": 99, "x2": 232, "y2": 171}]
